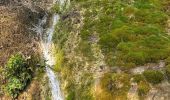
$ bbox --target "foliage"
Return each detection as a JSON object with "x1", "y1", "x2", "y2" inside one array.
[
  {"x1": 51, "y1": 4, "x2": 61, "y2": 13},
  {"x1": 133, "y1": 74, "x2": 145, "y2": 83},
  {"x1": 5, "y1": 54, "x2": 32, "y2": 98},
  {"x1": 100, "y1": 73, "x2": 130, "y2": 99},
  {"x1": 66, "y1": 91, "x2": 75, "y2": 100},
  {"x1": 73, "y1": 0, "x2": 170, "y2": 68},
  {"x1": 138, "y1": 81, "x2": 150, "y2": 96},
  {"x1": 65, "y1": 72, "x2": 94, "y2": 100},
  {"x1": 143, "y1": 70, "x2": 164, "y2": 84},
  {"x1": 165, "y1": 65, "x2": 170, "y2": 81},
  {"x1": 77, "y1": 73, "x2": 94, "y2": 100},
  {"x1": 54, "y1": 47, "x2": 64, "y2": 72},
  {"x1": 78, "y1": 41, "x2": 94, "y2": 60},
  {"x1": 52, "y1": 0, "x2": 170, "y2": 100}
]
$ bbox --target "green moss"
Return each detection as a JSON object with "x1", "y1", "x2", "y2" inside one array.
[
  {"x1": 143, "y1": 70, "x2": 164, "y2": 84},
  {"x1": 74, "y1": 0, "x2": 170, "y2": 68},
  {"x1": 115, "y1": 34, "x2": 170, "y2": 67},
  {"x1": 52, "y1": 0, "x2": 170, "y2": 99}
]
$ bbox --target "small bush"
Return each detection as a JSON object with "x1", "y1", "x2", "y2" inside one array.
[
  {"x1": 138, "y1": 81, "x2": 150, "y2": 96},
  {"x1": 67, "y1": 91, "x2": 75, "y2": 100},
  {"x1": 100, "y1": 73, "x2": 130, "y2": 99},
  {"x1": 143, "y1": 70, "x2": 164, "y2": 84},
  {"x1": 51, "y1": 4, "x2": 61, "y2": 13},
  {"x1": 133, "y1": 74, "x2": 145, "y2": 83},
  {"x1": 5, "y1": 54, "x2": 32, "y2": 98},
  {"x1": 165, "y1": 65, "x2": 170, "y2": 81}
]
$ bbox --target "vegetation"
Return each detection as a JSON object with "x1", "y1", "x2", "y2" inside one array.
[
  {"x1": 138, "y1": 81, "x2": 150, "y2": 96},
  {"x1": 75, "y1": 0, "x2": 170, "y2": 68},
  {"x1": 133, "y1": 74, "x2": 145, "y2": 83},
  {"x1": 52, "y1": 0, "x2": 170, "y2": 100},
  {"x1": 100, "y1": 73, "x2": 130, "y2": 99},
  {"x1": 51, "y1": 4, "x2": 61, "y2": 14},
  {"x1": 5, "y1": 54, "x2": 33, "y2": 98},
  {"x1": 143, "y1": 70, "x2": 164, "y2": 84},
  {"x1": 165, "y1": 65, "x2": 170, "y2": 81},
  {"x1": 54, "y1": 0, "x2": 170, "y2": 68},
  {"x1": 54, "y1": 47, "x2": 64, "y2": 72}
]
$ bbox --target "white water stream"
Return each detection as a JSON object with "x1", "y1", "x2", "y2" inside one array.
[
  {"x1": 41, "y1": 0, "x2": 64, "y2": 100},
  {"x1": 31, "y1": 0, "x2": 67, "y2": 99},
  {"x1": 42, "y1": 14, "x2": 63, "y2": 100}
]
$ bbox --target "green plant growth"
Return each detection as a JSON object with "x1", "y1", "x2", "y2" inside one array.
[
  {"x1": 143, "y1": 70, "x2": 164, "y2": 84},
  {"x1": 138, "y1": 81, "x2": 150, "y2": 96},
  {"x1": 5, "y1": 54, "x2": 32, "y2": 98},
  {"x1": 165, "y1": 65, "x2": 170, "y2": 81},
  {"x1": 51, "y1": 4, "x2": 61, "y2": 13},
  {"x1": 100, "y1": 73, "x2": 130, "y2": 99},
  {"x1": 133, "y1": 74, "x2": 145, "y2": 83},
  {"x1": 54, "y1": 47, "x2": 64, "y2": 72},
  {"x1": 74, "y1": 0, "x2": 170, "y2": 68}
]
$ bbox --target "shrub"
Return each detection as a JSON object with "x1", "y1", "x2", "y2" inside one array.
[
  {"x1": 51, "y1": 4, "x2": 61, "y2": 13},
  {"x1": 143, "y1": 70, "x2": 164, "y2": 84},
  {"x1": 100, "y1": 73, "x2": 130, "y2": 99},
  {"x1": 67, "y1": 91, "x2": 75, "y2": 100},
  {"x1": 165, "y1": 65, "x2": 170, "y2": 81},
  {"x1": 54, "y1": 47, "x2": 64, "y2": 72},
  {"x1": 133, "y1": 74, "x2": 145, "y2": 83},
  {"x1": 165, "y1": 57, "x2": 170, "y2": 65},
  {"x1": 5, "y1": 54, "x2": 32, "y2": 98},
  {"x1": 138, "y1": 81, "x2": 150, "y2": 96}
]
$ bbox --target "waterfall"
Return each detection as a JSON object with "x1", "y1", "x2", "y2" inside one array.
[
  {"x1": 30, "y1": 0, "x2": 66, "y2": 99},
  {"x1": 41, "y1": 0, "x2": 65, "y2": 100},
  {"x1": 42, "y1": 14, "x2": 63, "y2": 100}
]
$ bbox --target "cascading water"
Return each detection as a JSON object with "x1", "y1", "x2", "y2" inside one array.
[
  {"x1": 41, "y1": 0, "x2": 64, "y2": 100},
  {"x1": 42, "y1": 14, "x2": 63, "y2": 100},
  {"x1": 31, "y1": 0, "x2": 66, "y2": 99}
]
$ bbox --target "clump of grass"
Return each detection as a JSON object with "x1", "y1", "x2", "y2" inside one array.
[
  {"x1": 100, "y1": 73, "x2": 131, "y2": 99},
  {"x1": 143, "y1": 70, "x2": 164, "y2": 84},
  {"x1": 133, "y1": 74, "x2": 145, "y2": 83},
  {"x1": 138, "y1": 81, "x2": 150, "y2": 96},
  {"x1": 54, "y1": 47, "x2": 64, "y2": 72},
  {"x1": 165, "y1": 65, "x2": 170, "y2": 81}
]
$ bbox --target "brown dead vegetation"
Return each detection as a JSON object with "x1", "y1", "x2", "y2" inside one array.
[{"x1": 0, "y1": 5, "x2": 41, "y2": 66}]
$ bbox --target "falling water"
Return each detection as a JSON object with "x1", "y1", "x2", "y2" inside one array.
[
  {"x1": 41, "y1": 0, "x2": 64, "y2": 100},
  {"x1": 42, "y1": 14, "x2": 63, "y2": 100}
]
